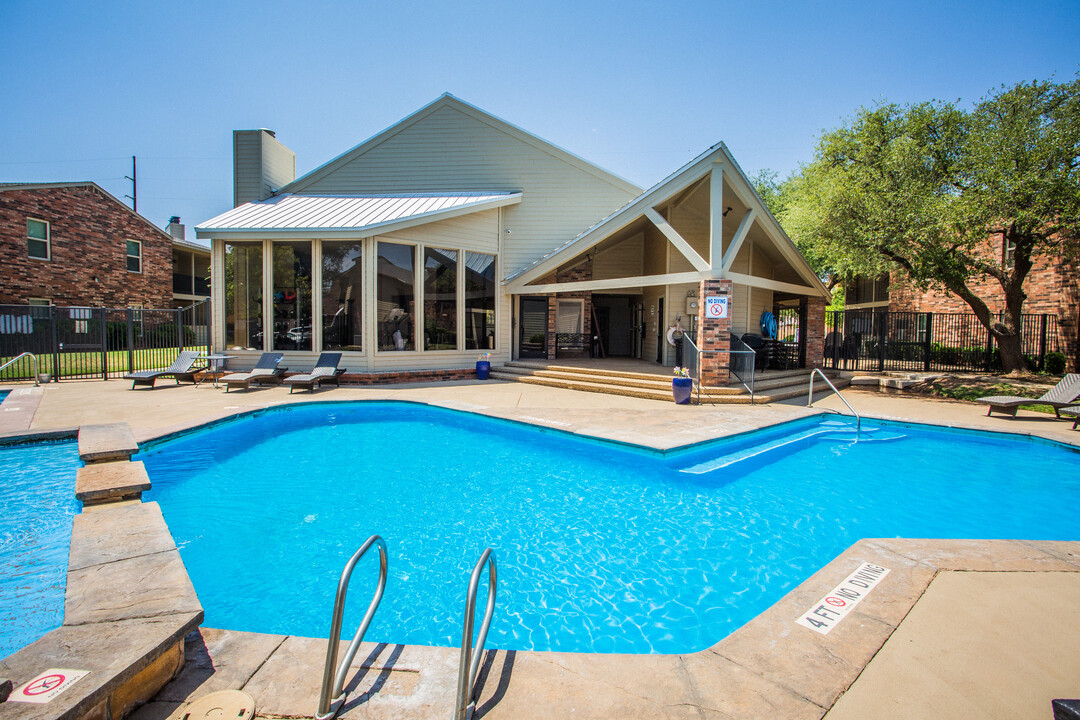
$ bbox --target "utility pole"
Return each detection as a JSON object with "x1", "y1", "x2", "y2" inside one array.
[{"x1": 124, "y1": 156, "x2": 137, "y2": 211}]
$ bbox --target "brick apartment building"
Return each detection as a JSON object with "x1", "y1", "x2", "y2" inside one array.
[
  {"x1": 0, "y1": 182, "x2": 176, "y2": 309},
  {"x1": 845, "y1": 231, "x2": 1080, "y2": 370}
]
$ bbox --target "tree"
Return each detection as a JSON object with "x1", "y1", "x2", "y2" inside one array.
[{"x1": 780, "y1": 77, "x2": 1080, "y2": 373}]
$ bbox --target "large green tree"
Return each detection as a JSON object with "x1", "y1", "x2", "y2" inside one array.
[{"x1": 778, "y1": 77, "x2": 1080, "y2": 373}]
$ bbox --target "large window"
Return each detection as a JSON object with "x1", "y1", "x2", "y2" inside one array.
[
  {"x1": 27, "y1": 218, "x2": 49, "y2": 260},
  {"x1": 126, "y1": 240, "x2": 142, "y2": 273},
  {"x1": 224, "y1": 242, "x2": 263, "y2": 350},
  {"x1": 322, "y1": 240, "x2": 363, "y2": 351},
  {"x1": 424, "y1": 247, "x2": 457, "y2": 350},
  {"x1": 377, "y1": 242, "x2": 415, "y2": 351},
  {"x1": 272, "y1": 242, "x2": 312, "y2": 351},
  {"x1": 465, "y1": 252, "x2": 496, "y2": 350}
]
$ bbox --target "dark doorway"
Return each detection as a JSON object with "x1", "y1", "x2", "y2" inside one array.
[
  {"x1": 519, "y1": 297, "x2": 549, "y2": 359},
  {"x1": 593, "y1": 295, "x2": 637, "y2": 357},
  {"x1": 655, "y1": 297, "x2": 664, "y2": 363}
]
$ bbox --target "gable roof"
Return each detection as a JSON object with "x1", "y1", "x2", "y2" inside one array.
[
  {"x1": 281, "y1": 94, "x2": 641, "y2": 196},
  {"x1": 196, "y1": 191, "x2": 521, "y2": 239},
  {"x1": 505, "y1": 143, "x2": 830, "y2": 298},
  {"x1": 0, "y1": 181, "x2": 177, "y2": 243}
]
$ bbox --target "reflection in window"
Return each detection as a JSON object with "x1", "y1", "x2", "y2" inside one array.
[
  {"x1": 465, "y1": 252, "x2": 496, "y2": 350},
  {"x1": 225, "y1": 242, "x2": 263, "y2": 350},
  {"x1": 322, "y1": 240, "x2": 362, "y2": 351},
  {"x1": 272, "y1": 242, "x2": 312, "y2": 351},
  {"x1": 377, "y1": 242, "x2": 414, "y2": 351},
  {"x1": 424, "y1": 247, "x2": 457, "y2": 350}
]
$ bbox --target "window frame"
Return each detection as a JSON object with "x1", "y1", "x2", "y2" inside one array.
[
  {"x1": 27, "y1": 218, "x2": 50, "y2": 261},
  {"x1": 126, "y1": 239, "x2": 143, "y2": 273}
]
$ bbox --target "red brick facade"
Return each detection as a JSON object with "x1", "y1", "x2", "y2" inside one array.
[
  {"x1": 698, "y1": 278, "x2": 733, "y2": 386},
  {"x1": 881, "y1": 233, "x2": 1079, "y2": 370},
  {"x1": 0, "y1": 184, "x2": 173, "y2": 308}
]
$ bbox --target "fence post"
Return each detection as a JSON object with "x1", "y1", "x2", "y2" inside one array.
[
  {"x1": 923, "y1": 312, "x2": 933, "y2": 373},
  {"x1": 126, "y1": 308, "x2": 135, "y2": 374},
  {"x1": 1038, "y1": 314, "x2": 1048, "y2": 370},
  {"x1": 877, "y1": 311, "x2": 887, "y2": 372},
  {"x1": 177, "y1": 307, "x2": 185, "y2": 353},
  {"x1": 100, "y1": 309, "x2": 109, "y2": 380},
  {"x1": 50, "y1": 306, "x2": 61, "y2": 382}
]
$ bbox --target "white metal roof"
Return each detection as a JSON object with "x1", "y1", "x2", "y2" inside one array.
[{"x1": 196, "y1": 192, "x2": 521, "y2": 238}]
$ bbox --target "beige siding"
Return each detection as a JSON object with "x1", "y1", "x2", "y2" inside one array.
[
  {"x1": 233, "y1": 130, "x2": 296, "y2": 207},
  {"x1": 288, "y1": 105, "x2": 637, "y2": 276},
  {"x1": 382, "y1": 209, "x2": 498, "y2": 251},
  {"x1": 593, "y1": 232, "x2": 643, "y2": 291}
]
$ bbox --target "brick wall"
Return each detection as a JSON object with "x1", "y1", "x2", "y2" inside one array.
[
  {"x1": 884, "y1": 233, "x2": 1080, "y2": 370},
  {"x1": 0, "y1": 185, "x2": 173, "y2": 308},
  {"x1": 697, "y1": 278, "x2": 732, "y2": 386},
  {"x1": 805, "y1": 296, "x2": 826, "y2": 369}
]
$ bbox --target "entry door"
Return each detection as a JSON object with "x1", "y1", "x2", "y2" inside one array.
[{"x1": 519, "y1": 297, "x2": 548, "y2": 359}]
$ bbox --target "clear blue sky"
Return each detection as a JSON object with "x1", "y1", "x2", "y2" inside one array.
[{"x1": 2, "y1": 0, "x2": 1077, "y2": 242}]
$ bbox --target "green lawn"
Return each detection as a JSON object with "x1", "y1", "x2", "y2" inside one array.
[{"x1": 1, "y1": 348, "x2": 206, "y2": 380}]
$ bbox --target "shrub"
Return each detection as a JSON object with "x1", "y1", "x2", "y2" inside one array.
[{"x1": 1045, "y1": 351, "x2": 1067, "y2": 375}]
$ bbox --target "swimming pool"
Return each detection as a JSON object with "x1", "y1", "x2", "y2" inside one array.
[
  {"x1": 138, "y1": 402, "x2": 1080, "y2": 655},
  {"x1": 0, "y1": 439, "x2": 81, "y2": 658}
]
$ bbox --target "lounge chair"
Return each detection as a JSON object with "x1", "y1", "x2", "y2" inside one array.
[
  {"x1": 221, "y1": 353, "x2": 286, "y2": 393},
  {"x1": 976, "y1": 373, "x2": 1080, "y2": 418},
  {"x1": 125, "y1": 350, "x2": 206, "y2": 389},
  {"x1": 283, "y1": 353, "x2": 345, "y2": 394},
  {"x1": 1061, "y1": 406, "x2": 1080, "y2": 429}
]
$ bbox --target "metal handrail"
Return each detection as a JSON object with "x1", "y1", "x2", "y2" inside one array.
[
  {"x1": 807, "y1": 368, "x2": 861, "y2": 435},
  {"x1": 727, "y1": 333, "x2": 757, "y2": 403},
  {"x1": 680, "y1": 333, "x2": 703, "y2": 404},
  {"x1": 454, "y1": 548, "x2": 497, "y2": 720},
  {"x1": 0, "y1": 352, "x2": 40, "y2": 387},
  {"x1": 316, "y1": 535, "x2": 388, "y2": 720}
]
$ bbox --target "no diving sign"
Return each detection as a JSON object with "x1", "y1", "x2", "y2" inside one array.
[
  {"x1": 10, "y1": 669, "x2": 90, "y2": 704},
  {"x1": 704, "y1": 296, "x2": 728, "y2": 319},
  {"x1": 796, "y1": 563, "x2": 890, "y2": 635}
]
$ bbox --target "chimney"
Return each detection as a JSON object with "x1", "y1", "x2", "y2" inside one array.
[
  {"x1": 166, "y1": 216, "x2": 185, "y2": 240},
  {"x1": 233, "y1": 129, "x2": 296, "y2": 207}
]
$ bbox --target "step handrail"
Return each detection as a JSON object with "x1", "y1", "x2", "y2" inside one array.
[
  {"x1": 316, "y1": 535, "x2": 388, "y2": 720},
  {"x1": 454, "y1": 548, "x2": 497, "y2": 720},
  {"x1": 0, "y1": 352, "x2": 40, "y2": 387},
  {"x1": 807, "y1": 368, "x2": 861, "y2": 435}
]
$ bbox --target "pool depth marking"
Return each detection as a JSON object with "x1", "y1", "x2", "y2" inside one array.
[{"x1": 796, "y1": 563, "x2": 890, "y2": 635}]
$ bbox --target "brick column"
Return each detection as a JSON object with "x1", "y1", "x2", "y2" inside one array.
[
  {"x1": 546, "y1": 295, "x2": 557, "y2": 360},
  {"x1": 697, "y1": 278, "x2": 732, "y2": 386},
  {"x1": 805, "y1": 296, "x2": 827, "y2": 369}
]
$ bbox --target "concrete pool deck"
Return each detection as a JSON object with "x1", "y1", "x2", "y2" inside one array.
[{"x1": 1, "y1": 376, "x2": 1078, "y2": 720}]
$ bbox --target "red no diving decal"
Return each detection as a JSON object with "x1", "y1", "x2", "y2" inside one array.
[{"x1": 10, "y1": 669, "x2": 90, "y2": 704}]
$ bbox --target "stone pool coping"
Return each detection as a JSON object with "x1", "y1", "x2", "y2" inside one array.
[{"x1": 2, "y1": 405, "x2": 1079, "y2": 720}]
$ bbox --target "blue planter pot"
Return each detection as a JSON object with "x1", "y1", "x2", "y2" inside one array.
[
  {"x1": 672, "y1": 377, "x2": 692, "y2": 404},
  {"x1": 476, "y1": 361, "x2": 491, "y2": 380}
]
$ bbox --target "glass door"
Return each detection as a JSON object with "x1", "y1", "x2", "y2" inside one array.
[{"x1": 519, "y1": 297, "x2": 548, "y2": 359}]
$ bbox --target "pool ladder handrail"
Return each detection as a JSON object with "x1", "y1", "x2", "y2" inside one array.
[
  {"x1": 315, "y1": 535, "x2": 388, "y2": 720},
  {"x1": 0, "y1": 352, "x2": 40, "y2": 387},
  {"x1": 454, "y1": 548, "x2": 497, "y2": 720},
  {"x1": 807, "y1": 368, "x2": 861, "y2": 436}
]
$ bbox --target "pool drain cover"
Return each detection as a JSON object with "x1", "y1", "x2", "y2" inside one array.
[{"x1": 181, "y1": 690, "x2": 255, "y2": 720}]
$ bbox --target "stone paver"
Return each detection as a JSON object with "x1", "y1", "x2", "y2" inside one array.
[
  {"x1": 65, "y1": 549, "x2": 202, "y2": 626},
  {"x1": 74, "y1": 460, "x2": 152, "y2": 504},
  {"x1": 0, "y1": 613, "x2": 199, "y2": 720},
  {"x1": 824, "y1": 571, "x2": 1080, "y2": 720},
  {"x1": 68, "y1": 501, "x2": 176, "y2": 572},
  {"x1": 0, "y1": 386, "x2": 43, "y2": 434},
  {"x1": 155, "y1": 628, "x2": 286, "y2": 704},
  {"x1": 77, "y1": 421, "x2": 139, "y2": 462}
]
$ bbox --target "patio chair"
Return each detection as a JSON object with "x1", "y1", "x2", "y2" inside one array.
[
  {"x1": 124, "y1": 350, "x2": 206, "y2": 389},
  {"x1": 283, "y1": 353, "x2": 345, "y2": 394},
  {"x1": 221, "y1": 353, "x2": 286, "y2": 393},
  {"x1": 976, "y1": 374, "x2": 1080, "y2": 418},
  {"x1": 1061, "y1": 406, "x2": 1080, "y2": 430}
]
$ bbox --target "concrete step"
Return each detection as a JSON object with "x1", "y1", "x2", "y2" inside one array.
[{"x1": 496, "y1": 364, "x2": 744, "y2": 395}]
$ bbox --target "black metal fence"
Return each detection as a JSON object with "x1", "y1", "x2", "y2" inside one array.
[
  {"x1": 824, "y1": 310, "x2": 1060, "y2": 373},
  {"x1": 0, "y1": 300, "x2": 210, "y2": 382}
]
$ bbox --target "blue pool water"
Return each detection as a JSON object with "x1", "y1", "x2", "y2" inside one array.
[
  {"x1": 0, "y1": 439, "x2": 81, "y2": 658},
  {"x1": 138, "y1": 402, "x2": 1080, "y2": 655},
  {"x1": 0, "y1": 390, "x2": 10, "y2": 403}
]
